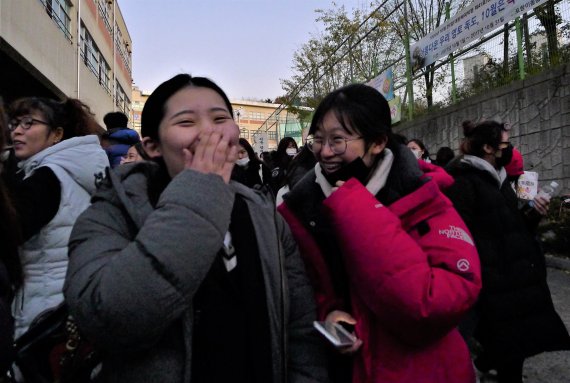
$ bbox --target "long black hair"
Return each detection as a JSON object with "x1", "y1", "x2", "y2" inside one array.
[
  {"x1": 460, "y1": 120, "x2": 509, "y2": 157},
  {"x1": 0, "y1": 100, "x2": 22, "y2": 289},
  {"x1": 239, "y1": 138, "x2": 262, "y2": 166},
  {"x1": 141, "y1": 74, "x2": 234, "y2": 205},
  {"x1": 141, "y1": 74, "x2": 233, "y2": 142},
  {"x1": 407, "y1": 138, "x2": 431, "y2": 160},
  {"x1": 9, "y1": 97, "x2": 100, "y2": 141}
]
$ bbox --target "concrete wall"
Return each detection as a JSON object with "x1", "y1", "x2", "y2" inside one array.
[{"x1": 395, "y1": 63, "x2": 570, "y2": 194}]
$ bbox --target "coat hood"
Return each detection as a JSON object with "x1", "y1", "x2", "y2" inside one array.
[
  {"x1": 106, "y1": 128, "x2": 140, "y2": 145},
  {"x1": 460, "y1": 154, "x2": 507, "y2": 188},
  {"x1": 18, "y1": 135, "x2": 109, "y2": 195}
]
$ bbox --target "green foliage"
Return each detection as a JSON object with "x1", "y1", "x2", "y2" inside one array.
[
  {"x1": 280, "y1": 1, "x2": 405, "y2": 111},
  {"x1": 537, "y1": 196, "x2": 570, "y2": 257}
]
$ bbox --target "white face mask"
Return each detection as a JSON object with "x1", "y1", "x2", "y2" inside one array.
[
  {"x1": 411, "y1": 149, "x2": 422, "y2": 159},
  {"x1": 286, "y1": 148, "x2": 297, "y2": 156},
  {"x1": 236, "y1": 157, "x2": 250, "y2": 167}
]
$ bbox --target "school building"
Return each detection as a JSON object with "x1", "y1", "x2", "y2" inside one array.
[{"x1": 0, "y1": 0, "x2": 132, "y2": 124}]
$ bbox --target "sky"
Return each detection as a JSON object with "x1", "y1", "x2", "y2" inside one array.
[{"x1": 118, "y1": 0, "x2": 370, "y2": 101}]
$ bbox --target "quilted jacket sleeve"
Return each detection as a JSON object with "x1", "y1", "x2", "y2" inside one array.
[
  {"x1": 64, "y1": 169, "x2": 235, "y2": 352},
  {"x1": 323, "y1": 178, "x2": 481, "y2": 345}
]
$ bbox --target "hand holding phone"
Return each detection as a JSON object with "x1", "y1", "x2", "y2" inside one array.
[{"x1": 313, "y1": 321, "x2": 357, "y2": 347}]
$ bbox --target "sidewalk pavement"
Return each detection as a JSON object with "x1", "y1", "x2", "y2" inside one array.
[{"x1": 545, "y1": 254, "x2": 570, "y2": 272}]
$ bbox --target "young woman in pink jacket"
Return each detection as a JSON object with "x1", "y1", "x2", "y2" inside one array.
[{"x1": 278, "y1": 84, "x2": 482, "y2": 383}]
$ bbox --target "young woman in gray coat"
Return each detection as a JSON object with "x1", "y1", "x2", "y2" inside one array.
[{"x1": 64, "y1": 74, "x2": 327, "y2": 383}]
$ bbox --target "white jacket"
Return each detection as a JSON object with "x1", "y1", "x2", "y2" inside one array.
[{"x1": 13, "y1": 135, "x2": 109, "y2": 337}]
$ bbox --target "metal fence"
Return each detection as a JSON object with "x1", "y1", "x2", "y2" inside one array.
[
  {"x1": 257, "y1": 0, "x2": 570, "y2": 138},
  {"x1": 395, "y1": 0, "x2": 570, "y2": 120}
]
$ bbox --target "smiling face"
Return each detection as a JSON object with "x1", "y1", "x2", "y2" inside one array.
[
  {"x1": 145, "y1": 86, "x2": 239, "y2": 178},
  {"x1": 313, "y1": 110, "x2": 385, "y2": 174},
  {"x1": 10, "y1": 111, "x2": 63, "y2": 160},
  {"x1": 122, "y1": 146, "x2": 143, "y2": 164}
]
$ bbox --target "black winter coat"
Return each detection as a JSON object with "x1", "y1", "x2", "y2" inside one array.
[
  {"x1": 445, "y1": 162, "x2": 570, "y2": 363},
  {"x1": 231, "y1": 162, "x2": 265, "y2": 189}
]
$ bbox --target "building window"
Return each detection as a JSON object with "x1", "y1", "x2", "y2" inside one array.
[
  {"x1": 115, "y1": 82, "x2": 131, "y2": 115},
  {"x1": 114, "y1": 22, "x2": 132, "y2": 75},
  {"x1": 99, "y1": 57, "x2": 111, "y2": 94},
  {"x1": 80, "y1": 24, "x2": 99, "y2": 77},
  {"x1": 80, "y1": 24, "x2": 115, "y2": 95},
  {"x1": 39, "y1": 0, "x2": 72, "y2": 41},
  {"x1": 240, "y1": 129, "x2": 249, "y2": 139},
  {"x1": 98, "y1": 0, "x2": 113, "y2": 35},
  {"x1": 268, "y1": 131, "x2": 277, "y2": 140}
]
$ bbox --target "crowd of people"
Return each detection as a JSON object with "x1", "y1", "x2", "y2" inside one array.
[{"x1": 0, "y1": 75, "x2": 568, "y2": 383}]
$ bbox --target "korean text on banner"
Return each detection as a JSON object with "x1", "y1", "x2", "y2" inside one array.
[
  {"x1": 410, "y1": 0, "x2": 549, "y2": 71},
  {"x1": 252, "y1": 132, "x2": 269, "y2": 156}
]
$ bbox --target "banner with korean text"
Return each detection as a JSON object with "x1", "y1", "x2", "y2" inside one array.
[
  {"x1": 410, "y1": 0, "x2": 549, "y2": 71},
  {"x1": 252, "y1": 132, "x2": 269, "y2": 155}
]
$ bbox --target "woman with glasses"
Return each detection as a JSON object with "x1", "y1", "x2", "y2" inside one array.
[
  {"x1": 5, "y1": 97, "x2": 108, "y2": 339},
  {"x1": 445, "y1": 120, "x2": 570, "y2": 383},
  {"x1": 278, "y1": 84, "x2": 481, "y2": 383}
]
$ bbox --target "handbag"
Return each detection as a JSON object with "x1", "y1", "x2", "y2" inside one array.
[{"x1": 14, "y1": 303, "x2": 100, "y2": 383}]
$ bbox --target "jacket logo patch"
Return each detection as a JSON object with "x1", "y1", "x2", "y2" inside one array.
[
  {"x1": 457, "y1": 259, "x2": 470, "y2": 272},
  {"x1": 438, "y1": 225, "x2": 474, "y2": 246}
]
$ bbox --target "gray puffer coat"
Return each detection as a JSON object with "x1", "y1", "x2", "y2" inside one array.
[{"x1": 63, "y1": 162, "x2": 327, "y2": 383}]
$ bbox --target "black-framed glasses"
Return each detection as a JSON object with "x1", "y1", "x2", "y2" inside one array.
[
  {"x1": 306, "y1": 135, "x2": 363, "y2": 155},
  {"x1": 8, "y1": 116, "x2": 49, "y2": 132}
]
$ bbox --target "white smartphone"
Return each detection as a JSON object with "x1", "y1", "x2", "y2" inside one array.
[{"x1": 313, "y1": 321, "x2": 357, "y2": 347}]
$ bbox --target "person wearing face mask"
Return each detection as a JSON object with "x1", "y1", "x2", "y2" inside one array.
[
  {"x1": 230, "y1": 138, "x2": 269, "y2": 188},
  {"x1": 407, "y1": 138, "x2": 431, "y2": 162},
  {"x1": 64, "y1": 74, "x2": 327, "y2": 383},
  {"x1": 278, "y1": 84, "x2": 481, "y2": 383},
  {"x1": 267, "y1": 137, "x2": 299, "y2": 195},
  {"x1": 445, "y1": 120, "x2": 570, "y2": 383},
  {"x1": 504, "y1": 146, "x2": 525, "y2": 196}
]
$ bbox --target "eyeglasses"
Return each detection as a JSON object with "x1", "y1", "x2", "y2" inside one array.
[
  {"x1": 8, "y1": 116, "x2": 49, "y2": 132},
  {"x1": 306, "y1": 135, "x2": 363, "y2": 155}
]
